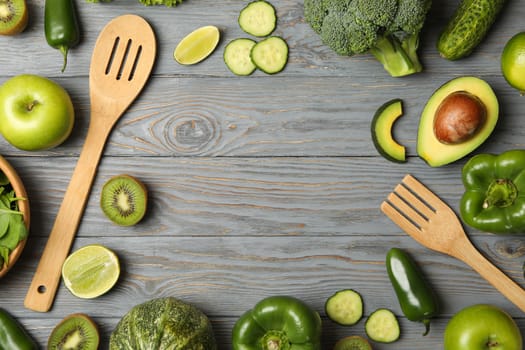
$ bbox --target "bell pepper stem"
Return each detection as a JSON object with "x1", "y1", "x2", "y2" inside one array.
[{"x1": 483, "y1": 179, "x2": 518, "y2": 209}]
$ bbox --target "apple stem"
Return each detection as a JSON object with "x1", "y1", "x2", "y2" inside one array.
[{"x1": 26, "y1": 101, "x2": 38, "y2": 112}]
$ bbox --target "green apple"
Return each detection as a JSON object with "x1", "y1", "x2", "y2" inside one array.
[
  {"x1": 444, "y1": 304, "x2": 522, "y2": 350},
  {"x1": 0, "y1": 74, "x2": 74, "y2": 151}
]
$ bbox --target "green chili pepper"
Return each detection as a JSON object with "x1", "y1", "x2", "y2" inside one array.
[
  {"x1": 0, "y1": 308, "x2": 38, "y2": 350},
  {"x1": 460, "y1": 149, "x2": 525, "y2": 234},
  {"x1": 232, "y1": 295, "x2": 322, "y2": 350},
  {"x1": 386, "y1": 248, "x2": 439, "y2": 336},
  {"x1": 44, "y1": 0, "x2": 80, "y2": 72}
]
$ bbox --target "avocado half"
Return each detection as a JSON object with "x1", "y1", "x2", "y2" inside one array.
[{"x1": 417, "y1": 76, "x2": 499, "y2": 167}]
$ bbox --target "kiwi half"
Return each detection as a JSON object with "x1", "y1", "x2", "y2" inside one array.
[
  {"x1": 0, "y1": 0, "x2": 28, "y2": 35},
  {"x1": 48, "y1": 313, "x2": 99, "y2": 350},
  {"x1": 334, "y1": 336, "x2": 372, "y2": 350},
  {"x1": 100, "y1": 174, "x2": 147, "y2": 226}
]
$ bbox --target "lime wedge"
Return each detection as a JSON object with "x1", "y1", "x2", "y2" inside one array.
[
  {"x1": 174, "y1": 25, "x2": 220, "y2": 65},
  {"x1": 62, "y1": 244, "x2": 120, "y2": 299}
]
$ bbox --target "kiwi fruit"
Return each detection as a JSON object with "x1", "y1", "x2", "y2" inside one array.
[
  {"x1": 0, "y1": 0, "x2": 28, "y2": 36},
  {"x1": 334, "y1": 336, "x2": 373, "y2": 350},
  {"x1": 48, "y1": 313, "x2": 100, "y2": 350},
  {"x1": 100, "y1": 174, "x2": 147, "y2": 226}
]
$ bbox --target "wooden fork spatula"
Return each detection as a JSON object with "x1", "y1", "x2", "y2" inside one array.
[
  {"x1": 381, "y1": 174, "x2": 525, "y2": 312},
  {"x1": 25, "y1": 14, "x2": 157, "y2": 312}
]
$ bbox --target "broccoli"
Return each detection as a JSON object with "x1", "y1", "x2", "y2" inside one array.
[{"x1": 304, "y1": 0, "x2": 432, "y2": 77}]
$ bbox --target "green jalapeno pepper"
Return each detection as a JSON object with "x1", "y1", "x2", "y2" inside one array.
[
  {"x1": 232, "y1": 295, "x2": 322, "y2": 350},
  {"x1": 44, "y1": 0, "x2": 80, "y2": 72},
  {"x1": 460, "y1": 149, "x2": 525, "y2": 234},
  {"x1": 386, "y1": 248, "x2": 439, "y2": 336},
  {"x1": 0, "y1": 308, "x2": 38, "y2": 350}
]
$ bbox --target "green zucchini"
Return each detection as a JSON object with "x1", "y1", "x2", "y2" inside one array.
[
  {"x1": 224, "y1": 38, "x2": 257, "y2": 76},
  {"x1": 250, "y1": 36, "x2": 289, "y2": 74},
  {"x1": 365, "y1": 308, "x2": 400, "y2": 343},
  {"x1": 371, "y1": 99, "x2": 406, "y2": 163},
  {"x1": 325, "y1": 289, "x2": 363, "y2": 326},
  {"x1": 238, "y1": 0, "x2": 276, "y2": 37},
  {"x1": 438, "y1": 0, "x2": 507, "y2": 60},
  {"x1": 333, "y1": 336, "x2": 372, "y2": 350}
]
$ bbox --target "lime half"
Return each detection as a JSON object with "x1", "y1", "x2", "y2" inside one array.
[
  {"x1": 502, "y1": 32, "x2": 525, "y2": 95},
  {"x1": 174, "y1": 25, "x2": 220, "y2": 65},
  {"x1": 62, "y1": 244, "x2": 120, "y2": 299}
]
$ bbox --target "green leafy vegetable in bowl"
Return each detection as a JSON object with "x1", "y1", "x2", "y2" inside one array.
[{"x1": 0, "y1": 172, "x2": 28, "y2": 269}]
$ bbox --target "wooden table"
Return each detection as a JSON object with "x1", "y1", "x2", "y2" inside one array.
[{"x1": 1, "y1": 1, "x2": 525, "y2": 348}]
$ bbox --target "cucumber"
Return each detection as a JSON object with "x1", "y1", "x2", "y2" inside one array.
[
  {"x1": 438, "y1": 0, "x2": 507, "y2": 60},
  {"x1": 238, "y1": 0, "x2": 276, "y2": 37},
  {"x1": 224, "y1": 38, "x2": 257, "y2": 76},
  {"x1": 365, "y1": 308, "x2": 400, "y2": 343},
  {"x1": 371, "y1": 99, "x2": 406, "y2": 163},
  {"x1": 250, "y1": 36, "x2": 288, "y2": 74},
  {"x1": 325, "y1": 289, "x2": 363, "y2": 326}
]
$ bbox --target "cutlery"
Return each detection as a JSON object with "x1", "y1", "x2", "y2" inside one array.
[
  {"x1": 25, "y1": 14, "x2": 157, "y2": 312},
  {"x1": 381, "y1": 174, "x2": 525, "y2": 312}
]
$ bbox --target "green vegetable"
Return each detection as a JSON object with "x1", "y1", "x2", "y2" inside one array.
[
  {"x1": 224, "y1": 38, "x2": 257, "y2": 76},
  {"x1": 250, "y1": 36, "x2": 289, "y2": 74},
  {"x1": 325, "y1": 289, "x2": 363, "y2": 326},
  {"x1": 386, "y1": 248, "x2": 439, "y2": 336},
  {"x1": 364, "y1": 308, "x2": 400, "y2": 343},
  {"x1": 109, "y1": 297, "x2": 217, "y2": 349},
  {"x1": 44, "y1": 0, "x2": 80, "y2": 72},
  {"x1": 0, "y1": 308, "x2": 38, "y2": 350},
  {"x1": 371, "y1": 99, "x2": 406, "y2": 163},
  {"x1": 232, "y1": 295, "x2": 322, "y2": 350},
  {"x1": 86, "y1": 0, "x2": 184, "y2": 6},
  {"x1": 303, "y1": 0, "x2": 432, "y2": 77},
  {"x1": 460, "y1": 150, "x2": 525, "y2": 234},
  {"x1": 0, "y1": 172, "x2": 28, "y2": 268},
  {"x1": 239, "y1": 0, "x2": 276, "y2": 37},
  {"x1": 437, "y1": 0, "x2": 507, "y2": 60}
]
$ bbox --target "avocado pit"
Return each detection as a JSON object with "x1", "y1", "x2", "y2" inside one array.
[{"x1": 433, "y1": 91, "x2": 487, "y2": 145}]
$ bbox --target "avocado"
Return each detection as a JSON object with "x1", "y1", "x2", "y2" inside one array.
[
  {"x1": 417, "y1": 76, "x2": 498, "y2": 167},
  {"x1": 371, "y1": 99, "x2": 406, "y2": 163}
]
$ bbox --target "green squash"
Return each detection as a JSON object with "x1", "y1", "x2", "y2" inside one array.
[{"x1": 110, "y1": 297, "x2": 217, "y2": 349}]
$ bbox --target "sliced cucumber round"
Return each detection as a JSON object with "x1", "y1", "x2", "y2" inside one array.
[
  {"x1": 325, "y1": 289, "x2": 363, "y2": 326},
  {"x1": 250, "y1": 36, "x2": 288, "y2": 74},
  {"x1": 365, "y1": 308, "x2": 400, "y2": 343},
  {"x1": 238, "y1": 0, "x2": 276, "y2": 37},
  {"x1": 224, "y1": 38, "x2": 257, "y2": 76}
]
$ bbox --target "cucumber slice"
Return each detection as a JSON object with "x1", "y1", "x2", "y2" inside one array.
[
  {"x1": 250, "y1": 36, "x2": 288, "y2": 74},
  {"x1": 238, "y1": 0, "x2": 276, "y2": 37},
  {"x1": 224, "y1": 38, "x2": 257, "y2": 76},
  {"x1": 365, "y1": 308, "x2": 400, "y2": 343},
  {"x1": 325, "y1": 289, "x2": 363, "y2": 326}
]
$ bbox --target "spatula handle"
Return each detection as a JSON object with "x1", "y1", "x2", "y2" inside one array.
[
  {"x1": 457, "y1": 242, "x2": 525, "y2": 313},
  {"x1": 25, "y1": 124, "x2": 110, "y2": 312}
]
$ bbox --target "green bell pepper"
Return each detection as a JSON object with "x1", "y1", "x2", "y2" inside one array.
[
  {"x1": 232, "y1": 295, "x2": 322, "y2": 350},
  {"x1": 0, "y1": 308, "x2": 38, "y2": 350},
  {"x1": 460, "y1": 149, "x2": 525, "y2": 234}
]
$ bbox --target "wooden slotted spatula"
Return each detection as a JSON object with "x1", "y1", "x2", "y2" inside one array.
[
  {"x1": 381, "y1": 174, "x2": 525, "y2": 312},
  {"x1": 25, "y1": 14, "x2": 156, "y2": 312}
]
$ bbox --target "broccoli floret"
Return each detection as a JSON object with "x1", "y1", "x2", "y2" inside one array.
[{"x1": 304, "y1": 0, "x2": 432, "y2": 77}]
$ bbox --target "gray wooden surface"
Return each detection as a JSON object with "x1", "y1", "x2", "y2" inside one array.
[{"x1": 1, "y1": 0, "x2": 525, "y2": 349}]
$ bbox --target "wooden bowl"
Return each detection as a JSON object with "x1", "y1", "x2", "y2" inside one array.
[{"x1": 0, "y1": 155, "x2": 30, "y2": 278}]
